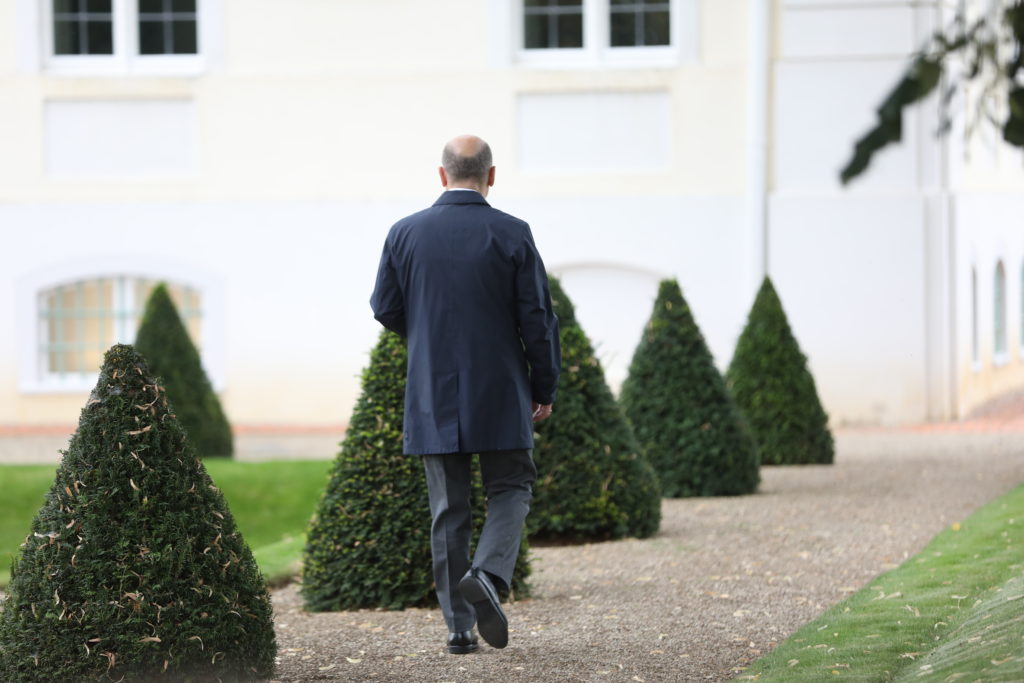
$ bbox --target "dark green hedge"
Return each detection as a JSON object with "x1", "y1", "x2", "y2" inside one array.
[
  {"x1": 726, "y1": 277, "x2": 834, "y2": 465},
  {"x1": 530, "y1": 278, "x2": 661, "y2": 541},
  {"x1": 0, "y1": 345, "x2": 275, "y2": 682},
  {"x1": 620, "y1": 279, "x2": 760, "y2": 497},
  {"x1": 135, "y1": 283, "x2": 233, "y2": 459},
  {"x1": 301, "y1": 331, "x2": 530, "y2": 612}
]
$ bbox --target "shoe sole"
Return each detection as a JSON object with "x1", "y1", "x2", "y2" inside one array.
[
  {"x1": 458, "y1": 575, "x2": 508, "y2": 649},
  {"x1": 447, "y1": 643, "x2": 479, "y2": 655}
]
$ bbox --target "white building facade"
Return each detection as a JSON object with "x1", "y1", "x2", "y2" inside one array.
[{"x1": 1, "y1": 0, "x2": 1022, "y2": 456}]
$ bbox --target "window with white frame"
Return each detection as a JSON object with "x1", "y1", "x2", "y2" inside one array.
[
  {"x1": 38, "y1": 276, "x2": 201, "y2": 382},
  {"x1": 516, "y1": 0, "x2": 694, "y2": 65},
  {"x1": 994, "y1": 261, "x2": 1007, "y2": 358},
  {"x1": 609, "y1": 0, "x2": 670, "y2": 47},
  {"x1": 44, "y1": 0, "x2": 204, "y2": 74},
  {"x1": 524, "y1": 0, "x2": 584, "y2": 49}
]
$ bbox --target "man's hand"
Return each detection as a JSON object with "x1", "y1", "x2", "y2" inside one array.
[{"x1": 532, "y1": 402, "x2": 553, "y2": 423}]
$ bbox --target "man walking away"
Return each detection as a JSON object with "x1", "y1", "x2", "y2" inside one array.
[{"x1": 370, "y1": 135, "x2": 560, "y2": 653}]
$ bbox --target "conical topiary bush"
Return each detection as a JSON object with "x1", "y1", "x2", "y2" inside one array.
[
  {"x1": 620, "y1": 279, "x2": 760, "y2": 497},
  {"x1": 302, "y1": 330, "x2": 530, "y2": 612},
  {"x1": 726, "y1": 277, "x2": 834, "y2": 465},
  {"x1": 0, "y1": 344, "x2": 276, "y2": 683},
  {"x1": 135, "y1": 283, "x2": 233, "y2": 458},
  {"x1": 529, "y1": 277, "x2": 661, "y2": 541}
]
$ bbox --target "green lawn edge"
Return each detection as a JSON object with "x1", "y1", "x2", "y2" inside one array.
[
  {"x1": 736, "y1": 484, "x2": 1024, "y2": 681},
  {"x1": 1, "y1": 460, "x2": 331, "y2": 591}
]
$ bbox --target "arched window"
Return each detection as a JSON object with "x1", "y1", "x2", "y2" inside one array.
[
  {"x1": 971, "y1": 267, "x2": 979, "y2": 364},
  {"x1": 38, "y1": 277, "x2": 201, "y2": 381},
  {"x1": 994, "y1": 261, "x2": 1007, "y2": 358}
]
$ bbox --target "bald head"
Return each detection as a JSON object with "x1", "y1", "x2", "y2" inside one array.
[{"x1": 440, "y1": 135, "x2": 494, "y2": 193}]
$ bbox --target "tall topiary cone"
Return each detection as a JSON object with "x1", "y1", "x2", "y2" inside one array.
[
  {"x1": 135, "y1": 283, "x2": 233, "y2": 458},
  {"x1": 530, "y1": 277, "x2": 661, "y2": 541},
  {"x1": 302, "y1": 330, "x2": 530, "y2": 612},
  {"x1": 726, "y1": 277, "x2": 834, "y2": 465},
  {"x1": 0, "y1": 345, "x2": 275, "y2": 682},
  {"x1": 620, "y1": 279, "x2": 760, "y2": 497}
]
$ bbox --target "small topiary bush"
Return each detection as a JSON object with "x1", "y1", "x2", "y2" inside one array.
[
  {"x1": 530, "y1": 278, "x2": 661, "y2": 541},
  {"x1": 620, "y1": 279, "x2": 760, "y2": 497},
  {"x1": 726, "y1": 277, "x2": 835, "y2": 465},
  {"x1": 0, "y1": 344, "x2": 276, "y2": 682},
  {"x1": 135, "y1": 283, "x2": 233, "y2": 459},
  {"x1": 301, "y1": 330, "x2": 530, "y2": 613}
]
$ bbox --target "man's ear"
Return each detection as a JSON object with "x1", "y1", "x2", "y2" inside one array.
[
  {"x1": 439, "y1": 167, "x2": 448, "y2": 188},
  {"x1": 487, "y1": 166, "x2": 496, "y2": 188}
]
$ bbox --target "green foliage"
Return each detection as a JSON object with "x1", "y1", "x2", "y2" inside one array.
[
  {"x1": 135, "y1": 283, "x2": 232, "y2": 458},
  {"x1": 530, "y1": 278, "x2": 661, "y2": 541},
  {"x1": 741, "y1": 484, "x2": 1024, "y2": 681},
  {"x1": 301, "y1": 331, "x2": 530, "y2": 612},
  {"x1": 843, "y1": 2, "x2": 1024, "y2": 183},
  {"x1": 0, "y1": 345, "x2": 276, "y2": 682},
  {"x1": 727, "y1": 277, "x2": 834, "y2": 466},
  {"x1": 620, "y1": 280, "x2": 759, "y2": 498}
]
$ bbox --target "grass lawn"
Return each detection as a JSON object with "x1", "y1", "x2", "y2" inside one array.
[
  {"x1": 737, "y1": 484, "x2": 1024, "y2": 681},
  {"x1": 0, "y1": 459, "x2": 332, "y2": 588}
]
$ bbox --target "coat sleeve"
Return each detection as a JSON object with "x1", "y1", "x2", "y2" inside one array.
[
  {"x1": 370, "y1": 238, "x2": 407, "y2": 337},
  {"x1": 515, "y1": 225, "x2": 561, "y2": 404}
]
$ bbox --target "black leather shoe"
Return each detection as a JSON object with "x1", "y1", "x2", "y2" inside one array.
[
  {"x1": 457, "y1": 568, "x2": 508, "y2": 649},
  {"x1": 447, "y1": 630, "x2": 478, "y2": 654}
]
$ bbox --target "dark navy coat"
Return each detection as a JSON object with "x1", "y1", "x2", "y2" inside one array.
[{"x1": 370, "y1": 190, "x2": 560, "y2": 455}]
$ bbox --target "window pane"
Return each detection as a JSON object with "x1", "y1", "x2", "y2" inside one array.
[
  {"x1": 525, "y1": 0, "x2": 547, "y2": 5},
  {"x1": 644, "y1": 10, "x2": 670, "y2": 45},
  {"x1": 172, "y1": 0, "x2": 196, "y2": 10},
  {"x1": 610, "y1": 13, "x2": 636, "y2": 46},
  {"x1": 171, "y1": 20, "x2": 198, "y2": 53},
  {"x1": 556, "y1": 0, "x2": 582, "y2": 5},
  {"x1": 556, "y1": 13, "x2": 583, "y2": 48},
  {"x1": 86, "y1": 20, "x2": 114, "y2": 54},
  {"x1": 139, "y1": 0, "x2": 163, "y2": 11},
  {"x1": 54, "y1": 0, "x2": 81, "y2": 12},
  {"x1": 53, "y1": 20, "x2": 81, "y2": 55},
  {"x1": 139, "y1": 20, "x2": 165, "y2": 54},
  {"x1": 524, "y1": 14, "x2": 549, "y2": 49},
  {"x1": 86, "y1": 0, "x2": 112, "y2": 11}
]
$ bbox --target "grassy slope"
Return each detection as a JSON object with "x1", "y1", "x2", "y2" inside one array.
[
  {"x1": 738, "y1": 485, "x2": 1023, "y2": 681},
  {"x1": 1, "y1": 460, "x2": 332, "y2": 587}
]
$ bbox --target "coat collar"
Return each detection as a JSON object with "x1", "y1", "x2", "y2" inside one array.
[{"x1": 433, "y1": 190, "x2": 490, "y2": 207}]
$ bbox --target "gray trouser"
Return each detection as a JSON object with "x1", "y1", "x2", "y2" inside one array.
[{"x1": 422, "y1": 449, "x2": 536, "y2": 632}]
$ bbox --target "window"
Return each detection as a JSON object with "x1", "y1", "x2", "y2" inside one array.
[
  {"x1": 516, "y1": 0, "x2": 694, "y2": 66},
  {"x1": 524, "y1": 0, "x2": 583, "y2": 49},
  {"x1": 994, "y1": 261, "x2": 1007, "y2": 359},
  {"x1": 53, "y1": 0, "x2": 114, "y2": 55},
  {"x1": 609, "y1": 0, "x2": 670, "y2": 47},
  {"x1": 43, "y1": 0, "x2": 206, "y2": 74},
  {"x1": 138, "y1": 0, "x2": 198, "y2": 55},
  {"x1": 38, "y1": 277, "x2": 201, "y2": 382}
]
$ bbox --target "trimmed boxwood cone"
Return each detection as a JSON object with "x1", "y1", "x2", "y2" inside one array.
[
  {"x1": 726, "y1": 277, "x2": 834, "y2": 465},
  {"x1": 620, "y1": 279, "x2": 760, "y2": 497},
  {"x1": 0, "y1": 344, "x2": 276, "y2": 683},
  {"x1": 529, "y1": 277, "x2": 661, "y2": 541},
  {"x1": 135, "y1": 283, "x2": 233, "y2": 459},
  {"x1": 302, "y1": 330, "x2": 530, "y2": 612}
]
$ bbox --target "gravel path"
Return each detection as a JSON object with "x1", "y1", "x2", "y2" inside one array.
[{"x1": 268, "y1": 431, "x2": 1024, "y2": 682}]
